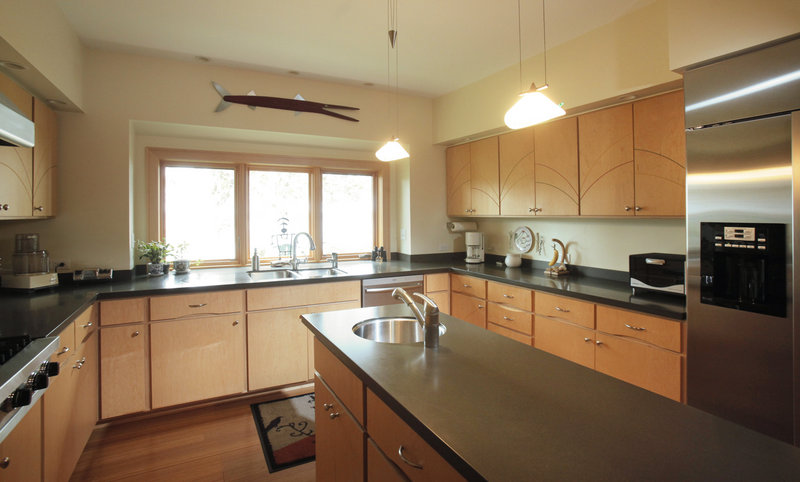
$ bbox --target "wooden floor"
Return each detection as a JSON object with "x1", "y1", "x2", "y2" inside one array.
[{"x1": 71, "y1": 392, "x2": 316, "y2": 482}]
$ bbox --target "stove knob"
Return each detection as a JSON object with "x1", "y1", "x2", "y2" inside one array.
[
  {"x1": 31, "y1": 372, "x2": 49, "y2": 390},
  {"x1": 11, "y1": 387, "x2": 32, "y2": 408},
  {"x1": 42, "y1": 361, "x2": 60, "y2": 377}
]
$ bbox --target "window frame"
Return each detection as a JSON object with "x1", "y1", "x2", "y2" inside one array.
[{"x1": 146, "y1": 147, "x2": 390, "y2": 268}]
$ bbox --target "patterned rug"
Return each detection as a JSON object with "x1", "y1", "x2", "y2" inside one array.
[{"x1": 251, "y1": 394, "x2": 316, "y2": 473}]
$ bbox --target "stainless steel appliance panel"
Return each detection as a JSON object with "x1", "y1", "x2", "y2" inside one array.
[
  {"x1": 362, "y1": 275, "x2": 424, "y2": 307},
  {"x1": 686, "y1": 114, "x2": 795, "y2": 443}
]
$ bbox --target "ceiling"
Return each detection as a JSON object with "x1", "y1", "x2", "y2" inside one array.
[{"x1": 56, "y1": 0, "x2": 654, "y2": 98}]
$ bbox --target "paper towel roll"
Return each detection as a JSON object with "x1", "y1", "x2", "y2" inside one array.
[{"x1": 447, "y1": 222, "x2": 478, "y2": 233}]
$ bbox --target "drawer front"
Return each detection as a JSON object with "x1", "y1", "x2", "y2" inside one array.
[
  {"x1": 314, "y1": 338, "x2": 364, "y2": 424},
  {"x1": 248, "y1": 280, "x2": 360, "y2": 311},
  {"x1": 487, "y1": 282, "x2": 532, "y2": 311},
  {"x1": 316, "y1": 377, "x2": 365, "y2": 482},
  {"x1": 450, "y1": 292, "x2": 486, "y2": 329},
  {"x1": 596, "y1": 305, "x2": 682, "y2": 352},
  {"x1": 367, "y1": 389, "x2": 465, "y2": 482},
  {"x1": 100, "y1": 298, "x2": 148, "y2": 326},
  {"x1": 52, "y1": 321, "x2": 75, "y2": 367},
  {"x1": 595, "y1": 333, "x2": 682, "y2": 402},
  {"x1": 488, "y1": 322, "x2": 533, "y2": 345},
  {"x1": 424, "y1": 273, "x2": 450, "y2": 293},
  {"x1": 74, "y1": 304, "x2": 99, "y2": 343},
  {"x1": 534, "y1": 316, "x2": 596, "y2": 369},
  {"x1": 487, "y1": 302, "x2": 533, "y2": 335},
  {"x1": 367, "y1": 437, "x2": 408, "y2": 482},
  {"x1": 100, "y1": 324, "x2": 149, "y2": 419},
  {"x1": 150, "y1": 290, "x2": 243, "y2": 320},
  {"x1": 535, "y1": 292, "x2": 595, "y2": 329},
  {"x1": 450, "y1": 274, "x2": 486, "y2": 299}
]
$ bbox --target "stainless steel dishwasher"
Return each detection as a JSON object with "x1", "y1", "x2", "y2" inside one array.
[{"x1": 361, "y1": 275, "x2": 424, "y2": 307}]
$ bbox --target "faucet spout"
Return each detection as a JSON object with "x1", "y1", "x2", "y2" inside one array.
[
  {"x1": 290, "y1": 232, "x2": 316, "y2": 270},
  {"x1": 391, "y1": 288, "x2": 441, "y2": 348}
]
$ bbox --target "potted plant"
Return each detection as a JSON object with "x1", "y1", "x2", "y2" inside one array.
[
  {"x1": 136, "y1": 240, "x2": 173, "y2": 276},
  {"x1": 172, "y1": 242, "x2": 191, "y2": 274}
]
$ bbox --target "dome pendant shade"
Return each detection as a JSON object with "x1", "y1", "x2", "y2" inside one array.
[
  {"x1": 504, "y1": 89, "x2": 565, "y2": 129},
  {"x1": 376, "y1": 138, "x2": 409, "y2": 162}
]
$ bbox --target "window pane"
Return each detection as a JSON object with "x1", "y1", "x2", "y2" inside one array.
[
  {"x1": 249, "y1": 170, "x2": 310, "y2": 259},
  {"x1": 322, "y1": 173, "x2": 374, "y2": 254},
  {"x1": 164, "y1": 166, "x2": 235, "y2": 261}
]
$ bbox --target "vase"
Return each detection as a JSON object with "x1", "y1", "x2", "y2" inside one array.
[
  {"x1": 173, "y1": 259, "x2": 191, "y2": 274},
  {"x1": 146, "y1": 262, "x2": 164, "y2": 276}
]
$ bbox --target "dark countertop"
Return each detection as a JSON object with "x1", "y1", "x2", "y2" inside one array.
[
  {"x1": 0, "y1": 259, "x2": 684, "y2": 340},
  {"x1": 302, "y1": 304, "x2": 800, "y2": 481}
]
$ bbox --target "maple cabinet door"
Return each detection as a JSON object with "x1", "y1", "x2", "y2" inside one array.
[
  {"x1": 499, "y1": 127, "x2": 535, "y2": 215},
  {"x1": 535, "y1": 116, "x2": 580, "y2": 216},
  {"x1": 469, "y1": 136, "x2": 500, "y2": 215},
  {"x1": 446, "y1": 143, "x2": 471, "y2": 216}
]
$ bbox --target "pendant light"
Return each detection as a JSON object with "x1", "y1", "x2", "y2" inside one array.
[
  {"x1": 504, "y1": 0, "x2": 565, "y2": 130},
  {"x1": 376, "y1": 0, "x2": 410, "y2": 162}
]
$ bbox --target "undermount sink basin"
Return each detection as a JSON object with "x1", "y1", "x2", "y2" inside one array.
[
  {"x1": 352, "y1": 317, "x2": 446, "y2": 344},
  {"x1": 248, "y1": 269, "x2": 301, "y2": 281},
  {"x1": 297, "y1": 268, "x2": 347, "y2": 278}
]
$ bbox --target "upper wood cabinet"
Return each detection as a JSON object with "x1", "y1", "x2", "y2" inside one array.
[
  {"x1": 633, "y1": 91, "x2": 686, "y2": 216},
  {"x1": 534, "y1": 117, "x2": 580, "y2": 216},
  {"x1": 579, "y1": 103, "x2": 635, "y2": 216},
  {"x1": 33, "y1": 98, "x2": 58, "y2": 216},
  {"x1": 498, "y1": 127, "x2": 535, "y2": 215},
  {"x1": 446, "y1": 137, "x2": 500, "y2": 216},
  {"x1": 0, "y1": 73, "x2": 33, "y2": 218}
]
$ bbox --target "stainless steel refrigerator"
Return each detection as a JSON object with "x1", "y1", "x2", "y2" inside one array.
[{"x1": 685, "y1": 36, "x2": 800, "y2": 444}]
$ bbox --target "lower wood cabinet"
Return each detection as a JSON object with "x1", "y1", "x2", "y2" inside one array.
[
  {"x1": 150, "y1": 314, "x2": 246, "y2": 409},
  {"x1": 535, "y1": 315, "x2": 596, "y2": 369},
  {"x1": 100, "y1": 324, "x2": 149, "y2": 419},
  {"x1": 315, "y1": 376, "x2": 365, "y2": 482},
  {"x1": 0, "y1": 399, "x2": 42, "y2": 482},
  {"x1": 424, "y1": 273, "x2": 450, "y2": 315},
  {"x1": 450, "y1": 292, "x2": 486, "y2": 329},
  {"x1": 366, "y1": 438, "x2": 408, "y2": 482}
]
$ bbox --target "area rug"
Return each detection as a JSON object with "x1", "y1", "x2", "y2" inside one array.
[{"x1": 251, "y1": 393, "x2": 316, "y2": 473}]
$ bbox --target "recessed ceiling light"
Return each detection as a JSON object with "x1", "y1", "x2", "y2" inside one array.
[
  {"x1": 288, "y1": 70, "x2": 300, "y2": 75},
  {"x1": 46, "y1": 99, "x2": 66, "y2": 106},
  {"x1": 618, "y1": 94, "x2": 636, "y2": 101},
  {"x1": 195, "y1": 56, "x2": 210, "y2": 63},
  {"x1": 0, "y1": 61, "x2": 26, "y2": 71}
]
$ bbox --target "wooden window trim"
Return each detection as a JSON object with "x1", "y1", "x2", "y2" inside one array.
[{"x1": 145, "y1": 147, "x2": 391, "y2": 268}]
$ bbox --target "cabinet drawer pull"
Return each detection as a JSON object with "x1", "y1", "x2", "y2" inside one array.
[
  {"x1": 35, "y1": 205, "x2": 44, "y2": 212},
  {"x1": 596, "y1": 340, "x2": 603, "y2": 346},
  {"x1": 462, "y1": 284, "x2": 471, "y2": 288},
  {"x1": 233, "y1": 320, "x2": 239, "y2": 326},
  {"x1": 584, "y1": 337, "x2": 592, "y2": 343},
  {"x1": 60, "y1": 346, "x2": 70, "y2": 354},
  {"x1": 132, "y1": 331, "x2": 140, "y2": 337},
  {"x1": 398, "y1": 445, "x2": 423, "y2": 469},
  {"x1": 503, "y1": 316, "x2": 513, "y2": 321},
  {"x1": 477, "y1": 304, "x2": 484, "y2": 309},
  {"x1": 0, "y1": 456, "x2": 9, "y2": 469},
  {"x1": 503, "y1": 294, "x2": 514, "y2": 299},
  {"x1": 554, "y1": 306, "x2": 570, "y2": 313},
  {"x1": 188, "y1": 303, "x2": 207, "y2": 308},
  {"x1": 329, "y1": 412, "x2": 340, "y2": 419},
  {"x1": 624, "y1": 323, "x2": 646, "y2": 331},
  {"x1": 624, "y1": 205, "x2": 632, "y2": 212},
  {"x1": 323, "y1": 403, "x2": 334, "y2": 411},
  {"x1": 82, "y1": 322, "x2": 94, "y2": 329}
]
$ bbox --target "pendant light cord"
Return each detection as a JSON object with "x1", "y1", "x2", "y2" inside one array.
[
  {"x1": 387, "y1": 0, "x2": 399, "y2": 138},
  {"x1": 517, "y1": 0, "x2": 522, "y2": 93},
  {"x1": 542, "y1": 0, "x2": 548, "y2": 87}
]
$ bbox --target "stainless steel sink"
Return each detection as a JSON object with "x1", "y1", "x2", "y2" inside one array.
[
  {"x1": 352, "y1": 317, "x2": 446, "y2": 344},
  {"x1": 296, "y1": 268, "x2": 347, "y2": 278},
  {"x1": 247, "y1": 269, "x2": 301, "y2": 281}
]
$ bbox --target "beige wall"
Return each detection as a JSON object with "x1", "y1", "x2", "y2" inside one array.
[
  {"x1": 0, "y1": 48, "x2": 449, "y2": 269},
  {"x1": 433, "y1": 1, "x2": 680, "y2": 144},
  {"x1": 667, "y1": 0, "x2": 800, "y2": 70}
]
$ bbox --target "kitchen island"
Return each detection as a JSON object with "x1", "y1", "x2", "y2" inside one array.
[{"x1": 302, "y1": 304, "x2": 800, "y2": 481}]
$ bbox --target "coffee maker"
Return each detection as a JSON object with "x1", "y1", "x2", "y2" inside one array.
[{"x1": 465, "y1": 232, "x2": 485, "y2": 264}]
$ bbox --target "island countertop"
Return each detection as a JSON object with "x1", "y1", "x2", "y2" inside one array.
[{"x1": 302, "y1": 304, "x2": 800, "y2": 481}]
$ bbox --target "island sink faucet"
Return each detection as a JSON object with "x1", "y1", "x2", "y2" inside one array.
[
  {"x1": 290, "y1": 232, "x2": 316, "y2": 271},
  {"x1": 391, "y1": 288, "x2": 441, "y2": 349}
]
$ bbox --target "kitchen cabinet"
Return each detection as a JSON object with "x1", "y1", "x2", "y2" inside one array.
[
  {"x1": 100, "y1": 296, "x2": 148, "y2": 326},
  {"x1": 0, "y1": 73, "x2": 33, "y2": 218},
  {"x1": 534, "y1": 117, "x2": 580, "y2": 216},
  {"x1": 579, "y1": 103, "x2": 635, "y2": 216},
  {"x1": 100, "y1": 324, "x2": 149, "y2": 418},
  {"x1": 315, "y1": 376, "x2": 365, "y2": 482},
  {"x1": 367, "y1": 438, "x2": 408, "y2": 482},
  {"x1": 535, "y1": 292, "x2": 595, "y2": 329},
  {"x1": 150, "y1": 289, "x2": 243, "y2": 320},
  {"x1": 424, "y1": 273, "x2": 450, "y2": 315},
  {"x1": 32, "y1": 98, "x2": 57, "y2": 217},
  {"x1": 633, "y1": 91, "x2": 686, "y2": 216},
  {"x1": 446, "y1": 137, "x2": 500, "y2": 216},
  {"x1": 150, "y1": 314, "x2": 246, "y2": 409},
  {"x1": 498, "y1": 127, "x2": 535, "y2": 215},
  {"x1": 0, "y1": 399, "x2": 42, "y2": 482},
  {"x1": 450, "y1": 274, "x2": 487, "y2": 329},
  {"x1": 535, "y1": 315, "x2": 597, "y2": 369},
  {"x1": 44, "y1": 307, "x2": 99, "y2": 482},
  {"x1": 486, "y1": 281, "x2": 534, "y2": 345}
]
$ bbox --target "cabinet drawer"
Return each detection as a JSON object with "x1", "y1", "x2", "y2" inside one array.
[
  {"x1": 595, "y1": 333, "x2": 682, "y2": 401},
  {"x1": 248, "y1": 280, "x2": 360, "y2": 311},
  {"x1": 368, "y1": 437, "x2": 408, "y2": 482},
  {"x1": 535, "y1": 292, "x2": 595, "y2": 329},
  {"x1": 487, "y1": 302, "x2": 533, "y2": 335},
  {"x1": 534, "y1": 316, "x2": 595, "y2": 369},
  {"x1": 424, "y1": 273, "x2": 449, "y2": 293},
  {"x1": 314, "y1": 338, "x2": 364, "y2": 424},
  {"x1": 487, "y1": 282, "x2": 532, "y2": 311},
  {"x1": 52, "y1": 321, "x2": 75, "y2": 367},
  {"x1": 450, "y1": 292, "x2": 486, "y2": 329},
  {"x1": 74, "y1": 304, "x2": 98, "y2": 343},
  {"x1": 488, "y1": 322, "x2": 533, "y2": 345},
  {"x1": 101, "y1": 298, "x2": 148, "y2": 326},
  {"x1": 450, "y1": 274, "x2": 486, "y2": 299},
  {"x1": 150, "y1": 290, "x2": 243, "y2": 320},
  {"x1": 596, "y1": 305, "x2": 682, "y2": 352},
  {"x1": 367, "y1": 389, "x2": 465, "y2": 481}
]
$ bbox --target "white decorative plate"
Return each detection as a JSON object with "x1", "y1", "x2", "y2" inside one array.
[{"x1": 513, "y1": 226, "x2": 534, "y2": 253}]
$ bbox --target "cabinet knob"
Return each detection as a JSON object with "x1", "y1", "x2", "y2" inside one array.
[
  {"x1": 132, "y1": 331, "x2": 140, "y2": 337},
  {"x1": 323, "y1": 403, "x2": 334, "y2": 411},
  {"x1": 534, "y1": 207, "x2": 542, "y2": 213},
  {"x1": 1, "y1": 204, "x2": 8, "y2": 211},
  {"x1": 232, "y1": 320, "x2": 239, "y2": 326},
  {"x1": 0, "y1": 456, "x2": 9, "y2": 469},
  {"x1": 624, "y1": 206, "x2": 632, "y2": 212},
  {"x1": 35, "y1": 205, "x2": 44, "y2": 212},
  {"x1": 528, "y1": 207, "x2": 535, "y2": 213},
  {"x1": 477, "y1": 304, "x2": 484, "y2": 309},
  {"x1": 82, "y1": 322, "x2": 94, "y2": 329},
  {"x1": 329, "y1": 412, "x2": 340, "y2": 419},
  {"x1": 398, "y1": 446, "x2": 424, "y2": 469},
  {"x1": 634, "y1": 206, "x2": 642, "y2": 212},
  {"x1": 584, "y1": 337, "x2": 592, "y2": 343},
  {"x1": 596, "y1": 340, "x2": 603, "y2": 346}
]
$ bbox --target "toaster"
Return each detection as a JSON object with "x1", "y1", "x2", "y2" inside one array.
[{"x1": 629, "y1": 253, "x2": 685, "y2": 296}]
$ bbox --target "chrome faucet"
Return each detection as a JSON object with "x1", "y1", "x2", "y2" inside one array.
[
  {"x1": 330, "y1": 252, "x2": 339, "y2": 269},
  {"x1": 391, "y1": 288, "x2": 441, "y2": 349},
  {"x1": 290, "y1": 232, "x2": 316, "y2": 270}
]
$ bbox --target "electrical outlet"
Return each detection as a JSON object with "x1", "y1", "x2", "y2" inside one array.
[
  {"x1": 55, "y1": 259, "x2": 71, "y2": 273},
  {"x1": 400, "y1": 228, "x2": 406, "y2": 241}
]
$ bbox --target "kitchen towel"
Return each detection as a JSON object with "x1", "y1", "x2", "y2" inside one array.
[{"x1": 447, "y1": 221, "x2": 478, "y2": 233}]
